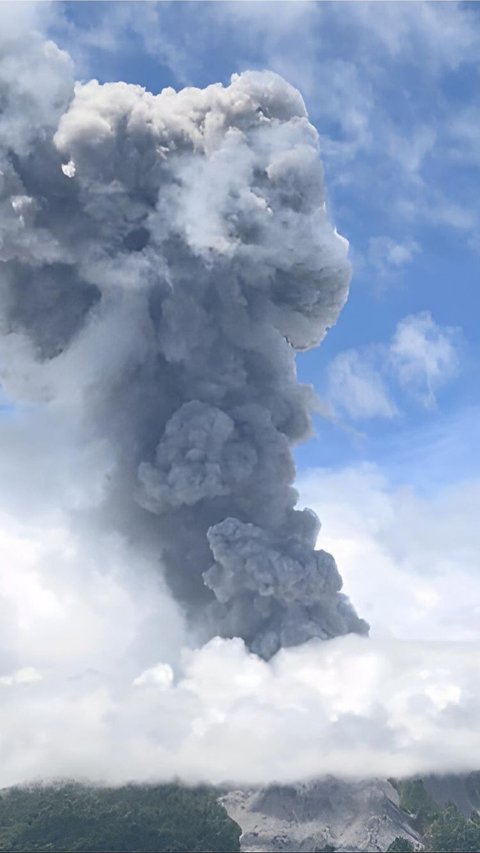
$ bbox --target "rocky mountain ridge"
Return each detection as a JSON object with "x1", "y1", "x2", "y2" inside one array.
[{"x1": 221, "y1": 774, "x2": 480, "y2": 852}]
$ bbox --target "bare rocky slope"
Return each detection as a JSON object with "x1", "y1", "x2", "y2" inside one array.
[
  {"x1": 221, "y1": 777, "x2": 422, "y2": 853},
  {"x1": 221, "y1": 773, "x2": 480, "y2": 852}
]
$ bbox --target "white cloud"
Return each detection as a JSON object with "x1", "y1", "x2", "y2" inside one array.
[
  {"x1": 386, "y1": 126, "x2": 436, "y2": 183},
  {"x1": 326, "y1": 349, "x2": 397, "y2": 421},
  {"x1": 133, "y1": 663, "x2": 173, "y2": 689},
  {"x1": 325, "y1": 312, "x2": 459, "y2": 420},
  {"x1": 0, "y1": 634, "x2": 480, "y2": 787},
  {"x1": 368, "y1": 236, "x2": 420, "y2": 277},
  {"x1": 391, "y1": 312, "x2": 459, "y2": 409},
  {"x1": 446, "y1": 105, "x2": 480, "y2": 169},
  {"x1": 0, "y1": 438, "x2": 478, "y2": 787},
  {"x1": 0, "y1": 457, "x2": 477, "y2": 788},
  {"x1": 351, "y1": 1, "x2": 480, "y2": 70},
  {"x1": 0, "y1": 507, "x2": 187, "y2": 676},
  {"x1": 0, "y1": 666, "x2": 42, "y2": 687},
  {"x1": 298, "y1": 463, "x2": 480, "y2": 642}
]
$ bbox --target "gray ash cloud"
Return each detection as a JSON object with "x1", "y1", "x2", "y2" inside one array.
[{"x1": 0, "y1": 24, "x2": 367, "y2": 657}]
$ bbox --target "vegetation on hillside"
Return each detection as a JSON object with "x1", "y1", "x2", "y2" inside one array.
[
  {"x1": 386, "y1": 838, "x2": 414, "y2": 852},
  {"x1": 0, "y1": 782, "x2": 241, "y2": 853},
  {"x1": 1, "y1": 776, "x2": 480, "y2": 852},
  {"x1": 424, "y1": 805, "x2": 480, "y2": 852},
  {"x1": 389, "y1": 777, "x2": 480, "y2": 853}
]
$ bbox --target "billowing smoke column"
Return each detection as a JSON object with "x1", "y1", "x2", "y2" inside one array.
[{"x1": 0, "y1": 27, "x2": 368, "y2": 658}]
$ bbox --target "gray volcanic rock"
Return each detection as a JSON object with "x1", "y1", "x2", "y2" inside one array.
[{"x1": 220, "y1": 778, "x2": 421, "y2": 852}]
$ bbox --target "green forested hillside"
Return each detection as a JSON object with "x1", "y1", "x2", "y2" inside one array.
[
  {"x1": 0, "y1": 782, "x2": 241, "y2": 853},
  {"x1": 1, "y1": 776, "x2": 480, "y2": 853},
  {"x1": 388, "y1": 776, "x2": 480, "y2": 853}
]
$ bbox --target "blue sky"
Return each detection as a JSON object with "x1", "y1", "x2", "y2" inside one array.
[{"x1": 48, "y1": 0, "x2": 480, "y2": 492}]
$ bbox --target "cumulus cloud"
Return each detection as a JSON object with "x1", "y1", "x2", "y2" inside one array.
[
  {"x1": 1, "y1": 634, "x2": 480, "y2": 788},
  {"x1": 298, "y1": 463, "x2": 480, "y2": 642},
  {"x1": 0, "y1": 506, "x2": 188, "y2": 677},
  {"x1": 391, "y1": 312, "x2": 459, "y2": 409},
  {"x1": 0, "y1": 666, "x2": 42, "y2": 687},
  {"x1": 326, "y1": 312, "x2": 459, "y2": 420},
  {"x1": 368, "y1": 236, "x2": 420, "y2": 277},
  {"x1": 326, "y1": 349, "x2": 397, "y2": 421},
  {"x1": 133, "y1": 663, "x2": 174, "y2": 689},
  {"x1": 0, "y1": 454, "x2": 479, "y2": 787}
]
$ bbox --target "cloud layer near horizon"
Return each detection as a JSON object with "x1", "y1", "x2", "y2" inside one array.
[
  {"x1": 2, "y1": 613, "x2": 480, "y2": 787},
  {"x1": 1, "y1": 480, "x2": 480, "y2": 788}
]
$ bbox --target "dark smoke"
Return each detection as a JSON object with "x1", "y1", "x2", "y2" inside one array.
[{"x1": 0, "y1": 25, "x2": 367, "y2": 658}]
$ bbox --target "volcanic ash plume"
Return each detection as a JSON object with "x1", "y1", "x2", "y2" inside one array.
[{"x1": 0, "y1": 28, "x2": 367, "y2": 657}]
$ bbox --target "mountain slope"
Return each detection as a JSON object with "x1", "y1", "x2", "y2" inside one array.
[
  {"x1": 0, "y1": 782, "x2": 241, "y2": 853},
  {"x1": 422, "y1": 773, "x2": 480, "y2": 817},
  {"x1": 221, "y1": 778, "x2": 421, "y2": 853}
]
